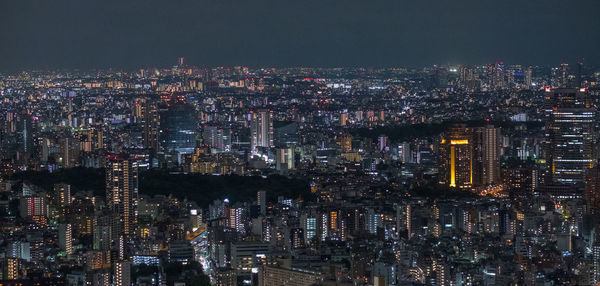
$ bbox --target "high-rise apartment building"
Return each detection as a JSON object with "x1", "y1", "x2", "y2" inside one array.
[
  {"x1": 5, "y1": 257, "x2": 19, "y2": 280},
  {"x1": 19, "y1": 195, "x2": 47, "y2": 218},
  {"x1": 250, "y1": 110, "x2": 274, "y2": 151},
  {"x1": 474, "y1": 125, "x2": 502, "y2": 185},
  {"x1": 135, "y1": 98, "x2": 159, "y2": 152},
  {"x1": 59, "y1": 223, "x2": 73, "y2": 255},
  {"x1": 106, "y1": 154, "x2": 139, "y2": 239}
]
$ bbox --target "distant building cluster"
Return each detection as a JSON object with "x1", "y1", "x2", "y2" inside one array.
[{"x1": 0, "y1": 59, "x2": 598, "y2": 285}]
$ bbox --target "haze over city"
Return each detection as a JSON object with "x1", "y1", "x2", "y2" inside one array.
[{"x1": 2, "y1": 0, "x2": 600, "y2": 70}]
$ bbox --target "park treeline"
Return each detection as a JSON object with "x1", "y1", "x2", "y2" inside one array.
[{"x1": 11, "y1": 167, "x2": 313, "y2": 207}]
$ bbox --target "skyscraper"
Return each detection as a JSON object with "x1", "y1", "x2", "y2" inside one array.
[
  {"x1": 19, "y1": 195, "x2": 47, "y2": 218},
  {"x1": 559, "y1": 63, "x2": 569, "y2": 88},
  {"x1": 439, "y1": 126, "x2": 473, "y2": 189},
  {"x1": 473, "y1": 125, "x2": 502, "y2": 186},
  {"x1": 106, "y1": 154, "x2": 139, "y2": 239},
  {"x1": 203, "y1": 126, "x2": 232, "y2": 152},
  {"x1": 544, "y1": 88, "x2": 596, "y2": 186},
  {"x1": 250, "y1": 110, "x2": 273, "y2": 151},
  {"x1": 440, "y1": 125, "x2": 502, "y2": 188},
  {"x1": 135, "y1": 98, "x2": 159, "y2": 152},
  {"x1": 229, "y1": 207, "x2": 245, "y2": 234},
  {"x1": 159, "y1": 102, "x2": 198, "y2": 155},
  {"x1": 59, "y1": 223, "x2": 73, "y2": 255}
]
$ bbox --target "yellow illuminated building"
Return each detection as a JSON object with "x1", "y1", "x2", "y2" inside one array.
[
  {"x1": 439, "y1": 125, "x2": 501, "y2": 189},
  {"x1": 330, "y1": 211, "x2": 337, "y2": 230},
  {"x1": 439, "y1": 126, "x2": 473, "y2": 189},
  {"x1": 339, "y1": 134, "x2": 353, "y2": 152}
]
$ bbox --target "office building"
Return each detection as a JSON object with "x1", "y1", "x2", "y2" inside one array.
[
  {"x1": 250, "y1": 110, "x2": 274, "y2": 151},
  {"x1": 159, "y1": 102, "x2": 198, "y2": 155},
  {"x1": 439, "y1": 126, "x2": 473, "y2": 189},
  {"x1": 544, "y1": 88, "x2": 596, "y2": 186}
]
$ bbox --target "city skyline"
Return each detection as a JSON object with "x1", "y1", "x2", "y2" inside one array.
[{"x1": 2, "y1": 1, "x2": 600, "y2": 285}]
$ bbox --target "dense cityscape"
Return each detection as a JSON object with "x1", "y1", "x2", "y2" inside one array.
[{"x1": 0, "y1": 59, "x2": 598, "y2": 286}]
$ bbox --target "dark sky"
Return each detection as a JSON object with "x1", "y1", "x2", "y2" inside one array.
[{"x1": 1, "y1": 0, "x2": 599, "y2": 71}]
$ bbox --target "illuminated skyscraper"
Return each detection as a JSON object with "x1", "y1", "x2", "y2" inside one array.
[
  {"x1": 473, "y1": 125, "x2": 502, "y2": 186},
  {"x1": 329, "y1": 211, "x2": 338, "y2": 230},
  {"x1": 396, "y1": 203, "x2": 412, "y2": 239},
  {"x1": 59, "y1": 223, "x2": 73, "y2": 255},
  {"x1": 440, "y1": 125, "x2": 502, "y2": 188},
  {"x1": 106, "y1": 154, "x2": 139, "y2": 239},
  {"x1": 5, "y1": 257, "x2": 19, "y2": 280},
  {"x1": 544, "y1": 88, "x2": 596, "y2": 186},
  {"x1": 399, "y1": 142, "x2": 412, "y2": 164},
  {"x1": 159, "y1": 102, "x2": 197, "y2": 155},
  {"x1": 366, "y1": 208, "x2": 382, "y2": 235},
  {"x1": 559, "y1": 63, "x2": 569, "y2": 88},
  {"x1": 80, "y1": 127, "x2": 104, "y2": 152},
  {"x1": 439, "y1": 126, "x2": 473, "y2": 189},
  {"x1": 301, "y1": 216, "x2": 317, "y2": 243},
  {"x1": 203, "y1": 126, "x2": 232, "y2": 152},
  {"x1": 250, "y1": 110, "x2": 273, "y2": 151},
  {"x1": 135, "y1": 98, "x2": 159, "y2": 152},
  {"x1": 228, "y1": 207, "x2": 245, "y2": 234},
  {"x1": 19, "y1": 195, "x2": 47, "y2": 218}
]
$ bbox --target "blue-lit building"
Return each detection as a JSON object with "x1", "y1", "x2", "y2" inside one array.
[{"x1": 159, "y1": 103, "x2": 198, "y2": 158}]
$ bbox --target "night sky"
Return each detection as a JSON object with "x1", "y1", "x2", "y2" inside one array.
[{"x1": 1, "y1": 0, "x2": 599, "y2": 71}]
